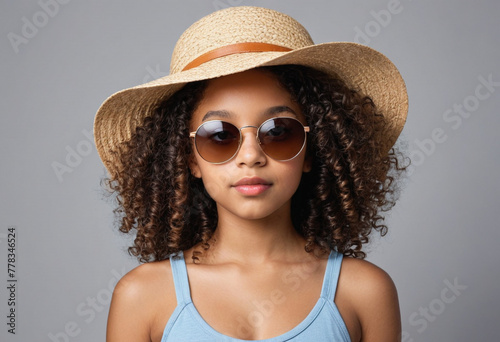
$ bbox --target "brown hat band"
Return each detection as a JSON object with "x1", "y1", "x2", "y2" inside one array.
[{"x1": 182, "y1": 42, "x2": 292, "y2": 71}]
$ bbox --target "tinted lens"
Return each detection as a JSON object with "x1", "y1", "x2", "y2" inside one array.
[
  {"x1": 194, "y1": 121, "x2": 240, "y2": 163},
  {"x1": 258, "y1": 118, "x2": 306, "y2": 160}
]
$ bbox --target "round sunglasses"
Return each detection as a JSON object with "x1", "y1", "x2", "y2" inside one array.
[{"x1": 189, "y1": 117, "x2": 310, "y2": 164}]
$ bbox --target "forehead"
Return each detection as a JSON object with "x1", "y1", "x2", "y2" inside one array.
[{"x1": 191, "y1": 69, "x2": 302, "y2": 125}]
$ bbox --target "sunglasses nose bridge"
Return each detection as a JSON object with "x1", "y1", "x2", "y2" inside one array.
[
  {"x1": 239, "y1": 125, "x2": 260, "y2": 143},
  {"x1": 237, "y1": 124, "x2": 265, "y2": 154},
  {"x1": 239, "y1": 125, "x2": 258, "y2": 131}
]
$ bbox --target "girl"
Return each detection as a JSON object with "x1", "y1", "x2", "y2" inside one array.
[{"x1": 94, "y1": 6, "x2": 408, "y2": 342}]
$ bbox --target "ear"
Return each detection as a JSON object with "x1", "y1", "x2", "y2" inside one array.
[
  {"x1": 189, "y1": 155, "x2": 202, "y2": 178},
  {"x1": 302, "y1": 154, "x2": 312, "y2": 173}
]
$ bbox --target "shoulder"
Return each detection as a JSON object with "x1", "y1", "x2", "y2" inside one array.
[
  {"x1": 107, "y1": 259, "x2": 177, "y2": 342},
  {"x1": 113, "y1": 260, "x2": 175, "y2": 302},
  {"x1": 336, "y1": 256, "x2": 401, "y2": 342},
  {"x1": 339, "y1": 256, "x2": 398, "y2": 298}
]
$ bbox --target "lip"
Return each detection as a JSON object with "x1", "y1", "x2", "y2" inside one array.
[
  {"x1": 234, "y1": 177, "x2": 271, "y2": 186},
  {"x1": 233, "y1": 177, "x2": 272, "y2": 195}
]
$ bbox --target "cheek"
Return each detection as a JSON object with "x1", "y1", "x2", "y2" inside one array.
[
  {"x1": 197, "y1": 164, "x2": 229, "y2": 199},
  {"x1": 276, "y1": 159, "x2": 307, "y2": 188}
]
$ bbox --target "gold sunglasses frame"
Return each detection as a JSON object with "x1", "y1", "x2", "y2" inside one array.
[{"x1": 189, "y1": 116, "x2": 310, "y2": 164}]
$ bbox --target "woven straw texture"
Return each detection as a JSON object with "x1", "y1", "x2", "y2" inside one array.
[{"x1": 94, "y1": 6, "x2": 408, "y2": 175}]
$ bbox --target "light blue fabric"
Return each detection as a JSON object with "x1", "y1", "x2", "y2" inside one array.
[{"x1": 161, "y1": 250, "x2": 351, "y2": 342}]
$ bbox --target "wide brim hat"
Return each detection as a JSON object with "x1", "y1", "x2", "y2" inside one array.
[{"x1": 94, "y1": 6, "x2": 408, "y2": 175}]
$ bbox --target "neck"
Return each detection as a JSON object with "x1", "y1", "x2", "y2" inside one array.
[{"x1": 204, "y1": 203, "x2": 307, "y2": 265}]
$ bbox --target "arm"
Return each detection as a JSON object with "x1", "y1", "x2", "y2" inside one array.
[
  {"x1": 106, "y1": 270, "x2": 152, "y2": 342},
  {"x1": 357, "y1": 265, "x2": 401, "y2": 341},
  {"x1": 338, "y1": 258, "x2": 401, "y2": 342}
]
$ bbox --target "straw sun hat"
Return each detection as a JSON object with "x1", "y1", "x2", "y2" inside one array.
[{"x1": 94, "y1": 6, "x2": 408, "y2": 175}]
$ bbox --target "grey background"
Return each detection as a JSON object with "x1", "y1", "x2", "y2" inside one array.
[{"x1": 1, "y1": 0, "x2": 499, "y2": 341}]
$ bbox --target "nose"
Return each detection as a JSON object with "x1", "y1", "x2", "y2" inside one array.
[{"x1": 234, "y1": 126, "x2": 267, "y2": 167}]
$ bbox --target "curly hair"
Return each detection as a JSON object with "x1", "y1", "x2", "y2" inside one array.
[{"x1": 104, "y1": 64, "x2": 406, "y2": 263}]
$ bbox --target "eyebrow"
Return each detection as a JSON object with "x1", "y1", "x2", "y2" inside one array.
[
  {"x1": 202, "y1": 109, "x2": 231, "y2": 121},
  {"x1": 201, "y1": 105, "x2": 297, "y2": 121},
  {"x1": 265, "y1": 105, "x2": 297, "y2": 117}
]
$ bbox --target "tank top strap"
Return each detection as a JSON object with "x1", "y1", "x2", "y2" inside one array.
[
  {"x1": 320, "y1": 250, "x2": 344, "y2": 301},
  {"x1": 169, "y1": 251, "x2": 192, "y2": 305}
]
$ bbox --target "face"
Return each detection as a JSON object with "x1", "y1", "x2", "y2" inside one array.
[{"x1": 189, "y1": 69, "x2": 311, "y2": 221}]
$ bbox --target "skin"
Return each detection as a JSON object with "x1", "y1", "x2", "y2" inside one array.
[{"x1": 106, "y1": 69, "x2": 401, "y2": 342}]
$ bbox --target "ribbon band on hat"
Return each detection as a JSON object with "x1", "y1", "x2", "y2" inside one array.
[{"x1": 182, "y1": 42, "x2": 293, "y2": 71}]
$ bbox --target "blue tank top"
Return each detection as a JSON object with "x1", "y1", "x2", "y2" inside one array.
[{"x1": 161, "y1": 251, "x2": 351, "y2": 341}]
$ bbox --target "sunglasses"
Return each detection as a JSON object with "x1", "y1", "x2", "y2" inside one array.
[{"x1": 189, "y1": 117, "x2": 310, "y2": 164}]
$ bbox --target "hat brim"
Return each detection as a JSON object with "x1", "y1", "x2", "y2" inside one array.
[{"x1": 94, "y1": 42, "x2": 408, "y2": 174}]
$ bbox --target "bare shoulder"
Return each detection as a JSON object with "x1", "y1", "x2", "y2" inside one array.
[
  {"x1": 107, "y1": 260, "x2": 176, "y2": 342},
  {"x1": 340, "y1": 257, "x2": 398, "y2": 297},
  {"x1": 112, "y1": 260, "x2": 175, "y2": 304},
  {"x1": 336, "y1": 257, "x2": 401, "y2": 342}
]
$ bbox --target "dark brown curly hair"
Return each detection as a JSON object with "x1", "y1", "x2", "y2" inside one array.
[{"x1": 104, "y1": 64, "x2": 407, "y2": 263}]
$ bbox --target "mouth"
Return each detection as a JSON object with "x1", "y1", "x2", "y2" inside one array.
[{"x1": 233, "y1": 177, "x2": 272, "y2": 195}]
